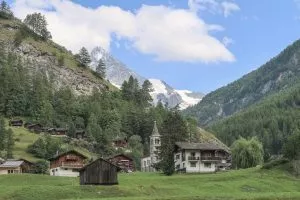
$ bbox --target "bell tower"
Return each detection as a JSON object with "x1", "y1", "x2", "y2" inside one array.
[{"x1": 150, "y1": 121, "x2": 161, "y2": 164}]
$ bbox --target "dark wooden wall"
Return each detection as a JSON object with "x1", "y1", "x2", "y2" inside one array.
[{"x1": 80, "y1": 159, "x2": 118, "y2": 185}]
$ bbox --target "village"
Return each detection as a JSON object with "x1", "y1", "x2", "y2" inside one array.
[{"x1": 0, "y1": 119, "x2": 232, "y2": 185}]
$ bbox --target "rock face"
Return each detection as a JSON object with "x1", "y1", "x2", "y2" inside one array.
[
  {"x1": 1, "y1": 39, "x2": 108, "y2": 96},
  {"x1": 90, "y1": 46, "x2": 204, "y2": 109}
]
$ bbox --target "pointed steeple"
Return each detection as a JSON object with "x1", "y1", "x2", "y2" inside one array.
[{"x1": 151, "y1": 121, "x2": 160, "y2": 136}]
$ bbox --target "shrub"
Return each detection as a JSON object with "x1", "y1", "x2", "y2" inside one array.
[
  {"x1": 262, "y1": 158, "x2": 289, "y2": 169},
  {"x1": 57, "y1": 54, "x2": 65, "y2": 66}
]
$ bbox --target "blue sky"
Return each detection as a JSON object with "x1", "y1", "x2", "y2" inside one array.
[{"x1": 9, "y1": 0, "x2": 300, "y2": 93}]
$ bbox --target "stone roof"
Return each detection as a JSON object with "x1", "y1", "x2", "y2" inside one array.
[
  {"x1": 0, "y1": 160, "x2": 24, "y2": 168},
  {"x1": 175, "y1": 142, "x2": 229, "y2": 152},
  {"x1": 151, "y1": 121, "x2": 160, "y2": 137}
]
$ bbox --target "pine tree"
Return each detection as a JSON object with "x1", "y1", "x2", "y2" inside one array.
[
  {"x1": 160, "y1": 111, "x2": 188, "y2": 175},
  {"x1": 96, "y1": 59, "x2": 106, "y2": 78},
  {"x1": 0, "y1": 1, "x2": 13, "y2": 19},
  {"x1": 6, "y1": 128, "x2": 14, "y2": 159},
  {"x1": 0, "y1": 117, "x2": 6, "y2": 151},
  {"x1": 76, "y1": 47, "x2": 91, "y2": 67}
]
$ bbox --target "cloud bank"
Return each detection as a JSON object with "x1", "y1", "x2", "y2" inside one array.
[{"x1": 12, "y1": 0, "x2": 235, "y2": 63}]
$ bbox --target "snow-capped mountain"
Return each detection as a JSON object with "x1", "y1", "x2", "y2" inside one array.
[
  {"x1": 149, "y1": 79, "x2": 204, "y2": 109},
  {"x1": 90, "y1": 46, "x2": 204, "y2": 109}
]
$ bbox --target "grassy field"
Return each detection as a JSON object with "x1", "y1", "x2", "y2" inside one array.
[{"x1": 0, "y1": 167, "x2": 299, "y2": 200}]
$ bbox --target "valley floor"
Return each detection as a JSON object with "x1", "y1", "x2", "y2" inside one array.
[{"x1": 0, "y1": 167, "x2": 299, "y2": 200}]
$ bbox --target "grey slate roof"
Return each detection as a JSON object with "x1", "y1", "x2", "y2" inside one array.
[
  {"x1": 175, "y1": 142, "x2": 228, "y2": 152},
  {"x1": 0, "y1": 160, "x2": 24, "y2": 168},
  {"x1": 151, "y1": 121, "x2": 160, "y2": 136}
]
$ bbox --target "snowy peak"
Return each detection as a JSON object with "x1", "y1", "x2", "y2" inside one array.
[
  {"x1": 149, "y1": 79, "x2": 204, "y2": 110},
  {"x1": 90, "y1": 47, "x2": 204, "y2": 109}
]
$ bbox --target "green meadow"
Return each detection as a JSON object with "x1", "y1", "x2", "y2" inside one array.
[{"x1": 0, "y1": 167, "x2": 299, "y2": 200}]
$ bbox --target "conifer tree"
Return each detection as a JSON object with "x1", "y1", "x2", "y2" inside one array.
[
  {"x1": 96, "y1": 59, "x2": 106, "y2": 78},
  {"x1": 160, "y1": 111, "x2": 188, "y2": 175},
  {"x1": 76, "y1": 47, "x2": 91, "y2": 67},
  {"x1": 6, "y1": 128, "x2": 14, "y2": 159},
  {"x1": 0, "y1": 1, "x2": 13, "y2": 19}
]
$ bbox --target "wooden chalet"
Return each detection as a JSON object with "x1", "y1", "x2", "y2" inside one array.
[
  {"x1": 75, "y1": 130, "x2": 86, "y2": 139},
  {"x1": 49, "y1": 150, "x2": 88, "y2": 177},
  {"x1": 112, "y1": 137, "x2": 128, "y2": 148},
  {"x1": 26, "y1": 123, "x2": 43, "y2": 133},
  {"x1": 54, "y1": 128, "x2": 68, "y2": 136},
  {"x1": 79, "y1": 158, "x2": 121, "y2": 185},
  {"x1": 9, "y1": 119, "x2": 23, "y2": 127},
  {"x1": 107, "y1": 154, "x2": 135, "y2": 172},
  {"x1": 0, "y1": 159, "x2": 34, "y2": 175}
]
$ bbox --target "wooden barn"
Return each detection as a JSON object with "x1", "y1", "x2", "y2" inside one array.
[
  {"x1": 79, "y1": 158, "x2": 121, "y2": 185},
  {"x1": 9, "y1": 119, "x2": 23, "y2": 127},
  {"x1": 107, "y1": 154, "x2": 135, "y2": 172}
]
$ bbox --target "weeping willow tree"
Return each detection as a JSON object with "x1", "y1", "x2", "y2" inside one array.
[{"x1": 231, "y1": 137, "x2": 264, "y2": 169}]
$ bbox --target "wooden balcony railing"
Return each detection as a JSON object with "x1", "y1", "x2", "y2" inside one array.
[{"x1": 61, "y1": 162, "x2": 84, "y2": 168}]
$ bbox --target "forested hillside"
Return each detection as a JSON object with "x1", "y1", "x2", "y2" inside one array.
[
  {"x1": 184, "y1": 39, "x2": 300, "y2": 126},
  {"x1": 0, "y1": 10, "x2": 214, "y2": 170},
  {"x1": 209, "y1": 83, "x2": 300, "y2": 159}
]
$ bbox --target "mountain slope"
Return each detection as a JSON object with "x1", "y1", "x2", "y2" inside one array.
[
  {"x1": 0, "y1": 18, "x2": 114, "y2": 95},
  {"x1": 184, "y1": 39, "x2": 300, "y2": 125},
  {"x1": 209, "y1": 82, "x2": 300, "y2": 157},
  {"x1": 90, "y1": 47, "x2": 204, "y2": 109}
]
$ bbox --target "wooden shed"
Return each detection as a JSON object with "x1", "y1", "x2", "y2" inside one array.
[
  {"x1": 79, "y1": 158, "x2": 121, "y2": 185},
  {"x1": 9, "y1": 119, "x2": 23, "y2": 127}
]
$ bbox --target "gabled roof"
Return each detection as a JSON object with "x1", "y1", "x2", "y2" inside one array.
[
  {"x1": 151, "y1": 121, "x2": 160, "y2": 137},
  {"x1": 49, "y1": 150, "x2": 88, "y2": 161},
  {"x1": 107, "y1": 154, "x2": 133, "y2": 161},
  {"x1": 0, "y1": 160, "x2": 24, "y2": 168},
  {"x1": 79, "y1": 158, "x2": 121, "y2": 172},
  {"x1": 175, "y1": 142, "x2": 229, "y2": 152}
]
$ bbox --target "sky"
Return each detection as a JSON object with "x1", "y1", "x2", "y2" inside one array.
[{"x1": 7, "y1": 0, "x2": 300, "y2": 93}]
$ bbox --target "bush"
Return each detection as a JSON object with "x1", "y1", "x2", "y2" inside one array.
[
  {"x1": 57, "y1": 54, "x2": 65, "y2": 66},
  {"x1": 262, "y1": 158, "x2": 289, "y2": 169},
  {"x1": 34, "y1": 160, "x2": 49, "y2": 174}
]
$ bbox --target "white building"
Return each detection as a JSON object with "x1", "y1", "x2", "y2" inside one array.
[
  {"x1": 174, "y1": 142, "x2": 231, "y2": 173},
  {"x1": 141, "y1": 121, "x2": 161, "y2": 172},
  {"x1": 49, "y1": 150, "x2": 88, "y2": 177},
  {"x1": 0, "y1": 159, "x2": 33, "y2": 175}
]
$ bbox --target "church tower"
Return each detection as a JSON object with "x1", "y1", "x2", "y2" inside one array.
[{"x1": 149, "y1": 121, "x2": 161, "y2": 165}]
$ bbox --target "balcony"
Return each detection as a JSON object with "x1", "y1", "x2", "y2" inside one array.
[
  {"x1": 61, "y1": 162, "x2": 84, "y2": 169},
  {"x1": 201, "y1": 156, "x2": 222, "y2": 161},
  {"x1": 188, "y1": 156, "x2": 200, "y2": 161}
]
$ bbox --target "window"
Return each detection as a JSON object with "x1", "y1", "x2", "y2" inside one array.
[
  {"x1": 8, "y1": 170, "x2": 13, "y2": 174},
  {"x1": 190, "y1": 162, "x2": 197, "y2": 168},
  {"x1": 144, "y1": 161, "x2": 146, "y2": 167},
  {"x1": 175, "y1": 154, "x2": 180, "y2": 160},
  {"x1": 155, "y1": 139, "x2": 160, "y2": 145},
  {"x1": 183, "y1": 163, "x2": 185, "y2": 168},
  {"x1": 176, "y1": 165, "x2": 180, "y2": 169},
  {"x1": 204, "y1": 163, "x2": 212, "y2": 168},
  {"x1": 191, "y1": 152, "x2": 196, "y2": 157}
]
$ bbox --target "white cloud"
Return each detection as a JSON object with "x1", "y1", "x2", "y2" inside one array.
[
  {"x1": 12, "y1": 0, "x2": 235, "y2": 63},
  {"x1": 222, "y1": 36, "x2": 234, "y2": 47},
  {"x1": 188, "y1": 0, "x2": 240, "y2": 18},
  {"x1": 221, "y1": 1, "x2": 240, "y2": 17}
]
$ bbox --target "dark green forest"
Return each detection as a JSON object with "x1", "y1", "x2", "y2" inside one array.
[{"x1": 209, "y1": 83, "x2": 300, "y2": 160}]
